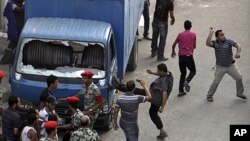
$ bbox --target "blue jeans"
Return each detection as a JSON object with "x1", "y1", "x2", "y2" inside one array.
[
  {"x1": 151, "y1": 18, "x2": 168, "y2": 57},
  {"x1": 120, "y1": 119, "x2": 139, "y2": 141}
]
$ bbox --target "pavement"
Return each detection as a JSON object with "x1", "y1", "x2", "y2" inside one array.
[{"x1": 1, "y1": 0, "x2": 250, "y2": 141}]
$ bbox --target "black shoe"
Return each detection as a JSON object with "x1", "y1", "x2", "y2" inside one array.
[
  {"x1": 157, "y1": 56, "x2": 169, "y2": 61},
  {"x1": 144, "y1": 35, "x2": 152, "y2": 40},
  {"x1": 177, "y1": 92, "x2": 187, "y2": 97},
  {"x1": 0, "y1": 58, "x2": 9, "y2": 65},
  {"x1": 236, "y1": 94, "x2": 247, "y2": 99},
  {"x1": 151, "y1": 52, "x2": 157, "y2": 58},
  {"x1": 111, "y1": 76, "x2": 120, "y2": 89},
  {"x1": 184, "y1": 81, "x2": 190, "y2": 92},
  {"x1": 157, "y1": 131, "x2": 168, "y2": 140},
  {"x1": 207, "y1": 97, "x2": 213, "y2": 102}
]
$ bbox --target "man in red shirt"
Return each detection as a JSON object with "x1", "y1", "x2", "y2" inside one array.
[{"x1": 171, "y1": 20, "x2": 196, "y2": 96}]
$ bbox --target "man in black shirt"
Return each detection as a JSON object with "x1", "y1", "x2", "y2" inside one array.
[
  {"x1": 2, "y1": 95, "x2": 22, "y2": 141},
  {"x1": 151, "y1": 0, "x2": 175, "y2": 61},
  {"x1": 39, "y1": 75, "x2": 59, "y2": 110},
  {"x1": 113, "y1": 63, "x2": 174, "y2": 139}
]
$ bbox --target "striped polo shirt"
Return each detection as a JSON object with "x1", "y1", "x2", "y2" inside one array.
[
  {"x1": 212, "y1": 39, "x2": 237, "y2": 66},
  {"x1": 115, "y1": 93, "x2": 146, "y2": 123}
]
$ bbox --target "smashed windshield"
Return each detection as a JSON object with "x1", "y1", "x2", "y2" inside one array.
[{"x1": 16, "y1": 39, "x2": 106, "y2": 79}]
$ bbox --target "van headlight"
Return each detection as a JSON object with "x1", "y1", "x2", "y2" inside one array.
[
  {"x1": 15, "y1": 73, "x2": 21, "y2": 80},
  {"x1": 99, "y1": 79, "x2": 106, "y2": 86}
]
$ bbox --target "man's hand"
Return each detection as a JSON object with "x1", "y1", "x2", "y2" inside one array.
[
  {"x1": 235, "y1": 53, "x2": 241, "y2": 58},
  {"x1": 114, "y1": 123, "x2": 119, "y2": 130},
  {"x1": 146, "y1": 69, "x2": 153, "y2": 74},
  {"x1": 170, "y1": 19, "x2": 175, "y2": 25},
  {"x1": 159, "y1": 106, "x2": 164, "y2": 113},
  {"x1": 171, "y1": 51, "x2": 176, "y2": 58},
  {"x1": 209, "y1": 27, "x2": 214, "y2": 32}
]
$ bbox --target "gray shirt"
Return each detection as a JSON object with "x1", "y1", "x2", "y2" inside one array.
[
  {"x1": 212, "y1": 39, "x2": 236, "y2": 66},
  {"x1": 116, "y1": 93, "x2": 146, "y2": 123},
  {"x1": 150, "y1": 72, "x2": 174, "y2": 106}
]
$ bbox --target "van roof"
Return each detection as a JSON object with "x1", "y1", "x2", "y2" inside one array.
[{"x1": 20, "y1": 17, "x2": 112, "y2": 44}]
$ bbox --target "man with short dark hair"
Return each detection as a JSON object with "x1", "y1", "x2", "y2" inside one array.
[
  {"x1": 113, "y1": 63, "x2": 174, "y2": 139},
  {"x1": 21, "y1": 113, "x2": 38, "y2": 141},
  {"x1": 151, "y1": 0, "x2": 175, "y2": 61},
  {"x1": 2, "y1": 95, "x2": 22, "y2": 141},
  {"x1": 114, "y1": 80, "x2": 151, "y2": 141},
  {"x1": 39, "y1": 96, "x2": 58, "y2": 138},
  {"x1": 206, "y1": 28, "x2": 247, "y2": 102},
  {"x1": 172, "y1": 20, "x2": 196, "y2": 96},
  {"x1": 39, "y1": 75, "x2": 59, "y2": 110}
]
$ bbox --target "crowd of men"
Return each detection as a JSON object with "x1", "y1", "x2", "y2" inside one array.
[{"x1": 0, "y1": 0, "x2": 248, "y2": 141}]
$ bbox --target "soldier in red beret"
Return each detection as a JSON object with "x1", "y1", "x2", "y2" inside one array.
[
  {"x1": 40, "y1": 121, "x2": 58, "y2": 141},
  {"x1": 74, "y1": 70, "x2": 103, "y2": 129}
]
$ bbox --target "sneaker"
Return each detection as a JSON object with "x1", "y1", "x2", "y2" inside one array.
[
  {"x1": 184, "y1": 81, "x2": 190, "y2": 92},
  {"x1": 144, "y1": 35, "x2": 152, "y2": 40},
  {"x1": 157, "y1": 56, "x2": 169, "y2": 61},
  {"x1": 207, "y1": 97, "x2": 213, "y2": 102},
  {"x1": 236, "y1": 94, "x2": 247, "y2": 99},
  {"x1": 177, "y1": 92, "x2": 187, "y2": 97},
  {"x1": 151, "y1": 52, "x2": 157, "y2": 58},
  {"x1": 157, "y1": 131, "x2": 168, "y2": 140}
]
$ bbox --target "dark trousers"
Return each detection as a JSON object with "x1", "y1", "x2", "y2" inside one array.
[
  {"x1": 149, "y1": 103, "x2": 163, "y2": 130},
  {"x1": 116, "y1": 84, "x2": 163, "y2": 130},
  {"x1": 137, "y1": 1, "x2": 150, "y2": 37},
  {"x1": 151, "y1": 18, "x2": 168, "y2": 57},
  {"x1": 179, "y1": 55, "x2": 196, "y2": 92},
  {"x1": 0, "y1": 41, "x2": 17, "y2": 64},
  {"x1": 120, "y1": 119, "x2": 139, "y2": 141}
]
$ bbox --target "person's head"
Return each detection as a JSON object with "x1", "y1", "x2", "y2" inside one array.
[
  {"x1": 8, "y1": 95, "x2": 21, "y2": 109},
  {"x1": 157, "y1": 63, "x2": 168, "y2": 76},
  {"x1": 184, "y1": 20, "x2": 192, "y2": 30},
  {"x1": 80, "y1": 115, "x2": 90, "y2": 127},
  {"x1": 126, "y1": 80, "x2": 136, "y2": 92},
  {"x1": 46, "y1": 96, "x2": 57, "y2": 111},
  {"x1": 44, "y1": 121, "x2": 57, "y2": 137},
  {"x1": 28, "y1": 113, "x2": 38, "y2": 127},
  {"x1": 0, "y1": 69, "x2": 4, "y2": 84},
  {"x1": 81, "y1": 71, "x2": 94, "y2": 86},
  {"x1": 215, "y1": 30, "x2": 226, "y2": 42},
  {"x1": 48, "y1": 114, "x2": 58, "y2": 122},
  {"x1": 66, "y1": 96, "x2": 80, "y2": 111},
  {"x1": 46, "y1": 75, "x2": 59, "y2": 90}
]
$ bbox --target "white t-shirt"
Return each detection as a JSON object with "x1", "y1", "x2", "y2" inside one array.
[{"x1": 21, "y1": 126, "x2": 36, "y2": 141}]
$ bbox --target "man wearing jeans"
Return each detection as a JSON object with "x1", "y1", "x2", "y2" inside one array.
[
  {"x1": 151, "y1": 0, "x2": 175, "y2": 61},
  {"x1": 171, "y1": 20, "x2": 196, "y2": 96},
  {"x1": 206, "y1": 28, "x2": 247, "y2": 102},
  {"x1": 137, "y1": 0, "x2": 152, "y2": 41}
]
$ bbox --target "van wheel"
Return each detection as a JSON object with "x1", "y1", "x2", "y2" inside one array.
[
  {"x1": 104, "y1": 109, "x2": 114, "y2": 131},
  {"x1": 127, "y1": 36, "x2": 138, "y2": 71}
]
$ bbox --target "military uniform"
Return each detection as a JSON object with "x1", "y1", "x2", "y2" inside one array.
[
  {"x1": 71, "y1": 109, "x2": 84, "y2": 129},
  {"x1": 69, "y1": 127, "x2": 100, "y2": 141},
  {"x1": 77, "y1": 82, "x2": 101, "y2": 128}
]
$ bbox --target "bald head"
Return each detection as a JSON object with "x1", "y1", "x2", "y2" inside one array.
[{"x1": 81, "y1": 115, "x2": 90, "y2": 127}]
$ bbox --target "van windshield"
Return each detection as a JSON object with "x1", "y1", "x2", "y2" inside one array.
[{"x1": 16, "y1": 39, "x2": 106, "y2": 79}]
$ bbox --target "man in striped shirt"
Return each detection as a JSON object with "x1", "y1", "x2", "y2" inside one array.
[
  {"x1": 206, "y1": 28, "x2": 247, "y2": 102},
  {"x1": 113, "y1": 80, "x2": 151, "y2": 141}
]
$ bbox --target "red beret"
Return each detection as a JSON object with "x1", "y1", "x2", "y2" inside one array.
[
  {"x1": 0, "y1": 70, "x2": 4, "y2": 79},
  {"x1": 44, "y1": 121, "x2": 57, "y2": 129},
  {"x1": 66, "y1": 96, "x2": 80, "y2": 103},
  {"x1": 81, "y1": 70, "x2": 94, "y2": 78}
]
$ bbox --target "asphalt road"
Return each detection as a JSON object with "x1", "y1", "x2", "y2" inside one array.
[{"x1": 1, "y1": 0, "x2": 250, "y2": 141}]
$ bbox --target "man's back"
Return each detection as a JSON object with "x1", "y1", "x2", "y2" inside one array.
[
  {"x1": 70, "y1": 127, "x2": 100, "y2": 141},
  {"x1": 116, "y1": 93, "x2": 145, "y2": 122},
  {"x1": 177, "y1": 30, "x2": 196, "y2": 56}
]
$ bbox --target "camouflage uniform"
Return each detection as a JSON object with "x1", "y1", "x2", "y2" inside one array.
[
  {"x1": 77, "y1": 83, "x2": 101, "y2": 128},
  {"x1": 71, "y1": 109, "x2": 84, "y2": 129},
  {"x1": 40, "y1": 137, "x2": 57, "y2": 141},
  {"x1": 69, "y1": 127, "x2": 100, "y2": 141}
]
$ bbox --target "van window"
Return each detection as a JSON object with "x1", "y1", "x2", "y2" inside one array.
[{"x1": 16, "y1": 39, "x2": 106, "y2": 79}]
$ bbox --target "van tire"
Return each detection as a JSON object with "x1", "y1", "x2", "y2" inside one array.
[{"x1": 127, "y1": 36, "x2": 138, "y2": 71}]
